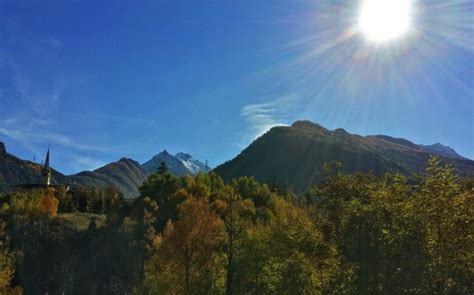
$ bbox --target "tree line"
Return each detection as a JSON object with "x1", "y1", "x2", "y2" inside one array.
[{"x1": 0, "y1": 156, "x2": 472, "y2": 294}]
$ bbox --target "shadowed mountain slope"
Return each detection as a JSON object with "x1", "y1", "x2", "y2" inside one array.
[
  {"x1": 0, "y1": 143, "x2": 68, "y2": 194},
  {"x1": 214, "y1": 121, "x2": 474, "y2": 192},
  {"x1": 0, "y1": 142, "x2": 211, "y2": 198},
  {"x1": 69, "y1": 158, "x2": 148, "y2": 198},
  {"x1": 0, "y1": 143, "x2": 146, "y2": 198}
]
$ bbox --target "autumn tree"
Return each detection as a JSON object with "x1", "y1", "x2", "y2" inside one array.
[
  {"x1": 37, "y1": 189, "x2": 59, "y2": 217},
  {"x1": 0, "y1": 220, "x2": 14, "y2": 293},
  {"x1": 413, "y1": 156, "x2": 474, "y2": 293},
  {"x1": 269, "y1": 199, "x2": 344, "y2": 293},
  {"x1": 5, "y1": 189, "x2": 44, "y2": 217},
  {"x1": 0, "y1": 220, "x2": 21, "y2": 293},
  {"x1": 142, "y1": 198, "x2": 226, "y2": 293},
  {"x1": 230, "y1": 177, "x2": 276, "y2": 224},
  {"x1": 214, "y1": 190, "x2": 255, "y2": 295}
]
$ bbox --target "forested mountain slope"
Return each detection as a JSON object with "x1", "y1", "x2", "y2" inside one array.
[
  {"x1": 0, "y1": 142, "x2": 146, "y2": 198},
  {"x1": 69, "y1": 158, "x2": 147, "y2": 198},
  {"x1": 0, "y1": 143, "x2": 68, "y2": 194},
  {"x1": 214, "y1": 121, "x2": 474, "y2": 191}
]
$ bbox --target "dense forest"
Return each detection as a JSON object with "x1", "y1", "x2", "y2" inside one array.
[{"x1": 0, "y1": 156, "x2": 473, "y2": 294}]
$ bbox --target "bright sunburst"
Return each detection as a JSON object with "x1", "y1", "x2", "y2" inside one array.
[{"x1": 357, "y1": 0, "x2": 413, "y2": 43}]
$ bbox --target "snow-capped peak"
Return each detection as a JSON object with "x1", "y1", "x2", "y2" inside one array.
[{"x1": 142, "y1": 151, "x2": 211, "y2": 175}]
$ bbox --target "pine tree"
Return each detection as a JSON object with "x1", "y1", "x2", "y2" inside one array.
[{"x1": 157, "y1": 161, "x2": 168, "y2": 174}]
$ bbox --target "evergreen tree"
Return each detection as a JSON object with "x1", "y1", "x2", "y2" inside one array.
[{"x1": 157, "y1": 161, "x2": 168, "y2": 174}]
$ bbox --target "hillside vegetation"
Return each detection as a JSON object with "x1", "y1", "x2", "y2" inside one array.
[
  {"x1": 215, "y1": 121, "x2": 474, "y2": 192},
  {"x1": 0, "y1": 156, "x2": 472, "y2": 294},
  {"x1": 0, "y1": 143, "x2": 147, "y2": 198}
]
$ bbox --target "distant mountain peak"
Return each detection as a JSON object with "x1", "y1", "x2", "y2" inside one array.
[
  {"x1": 432, "y1": 143, "x2": 446, "y2": 148},
  {"x1": 334, "y1": 128, "x2": 349, "y2": 136},
  {"x1": 175, "y1": 152, "x2": 192, "y2": 160},
  {"x1": 73, "y1": 157, "x2": 147, "y2": 198},
  {"x1": 147, "y1": 150, "x2": 174, "y2": 162},
  {"x1": 420, "y1": 143, "x2": 466, "y2": 160},
  {"x1": 142, "y1": 150, "x2": 210, "y2": 176},
  {"x1": 0, "y1": 142, "x2": 5, "y2": 154},
  {"x1": 118, "y1": 157, "x2": 133, "y2": 162},
  {"x1": 291, "y1": 120, "x2": 327, "y2": 131},
  {"x1": 157, "y1": 150, "x2": 171, "y2": 156}
]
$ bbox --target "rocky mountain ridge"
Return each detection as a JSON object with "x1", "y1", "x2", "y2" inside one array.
[{"x1": 214, "y1": 120, "x2": 474, "y2": 192}]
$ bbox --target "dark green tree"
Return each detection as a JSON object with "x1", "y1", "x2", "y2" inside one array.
[{"x1": 157, "y1": 161, "x2": 168, "y2": 174}]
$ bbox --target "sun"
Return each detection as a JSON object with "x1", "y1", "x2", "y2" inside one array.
[{"x1": 357, "y1": 0, "x2": 413, "y2": 44}]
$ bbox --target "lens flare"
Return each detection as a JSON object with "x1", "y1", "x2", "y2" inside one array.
[
  {"x1": 357, "y1": 0, "x2": 413, "y2": 43},
  {"x1": 244, "y1": 1, "x2": 473, "y2": 141}
]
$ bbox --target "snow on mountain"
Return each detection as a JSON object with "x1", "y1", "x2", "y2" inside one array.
[
  {"x1": 175, "y1": 152, "x2": 211, "y2": 175},
  {"x1": 141, "y1": 150, "x2": 211, "y2": 176}
]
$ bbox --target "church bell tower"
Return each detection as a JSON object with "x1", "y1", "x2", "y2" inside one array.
[{"x1": 42, "y1": 147, "x2": 51, "y2": 186}]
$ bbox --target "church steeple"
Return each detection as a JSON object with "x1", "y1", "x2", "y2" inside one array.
[
  {"x1": 44, "y1": 148, "x2": 50, "y2": 169},
  {"x1": 42, "y1": 147, "x2": 51, "y2": 186}
]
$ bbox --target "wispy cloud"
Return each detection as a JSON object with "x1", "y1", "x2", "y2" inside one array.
[
  {"x1": 239, "y1": 93, "x2": 299, "y2": 148},
  {"x1": 0, "y1": 118, "x2": 108, "y2": 174},
  {"x1": 0, "y1": 118, "x2": 106, "y2": 153},
  {"x1": 70, "y1": 155, "x2": 106, "y2": 173},
  {"x1": 241, "y1": 102, "x2": 285, "y2": 136},
  {"x1": 60, "y1": 112, "x2": 159, "y2": 127},
  {"x1": 0, "y1": 37, "x2": 107, "y2": 157}
]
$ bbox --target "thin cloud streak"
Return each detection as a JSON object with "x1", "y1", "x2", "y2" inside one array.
[
  {"x1": 239, "y1": 94, "x2": 300, "y2": 148},
  {"x1": 70, "y1": 155, "x2": 106, "y2": 173},
  {"x1": 60, "y1": 112, "x2": 159, "y2": 127},
  {"x1": 0, "y1": 122, "x2": 106, "y2": 153}
]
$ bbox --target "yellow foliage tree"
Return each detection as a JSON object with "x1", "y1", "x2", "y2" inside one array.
[
  {"x1": 0, "y1": 221, "x2": 13, "y2": 292},
  {"x1": 37, "y1": 189, "x2": 59, "y2": 217},
  {"x1": 0, "y1": 220, "x2": 22, "y2": 294},
  {"x1": 142, "y1": 197, "x2": 226, "y2": 293}
]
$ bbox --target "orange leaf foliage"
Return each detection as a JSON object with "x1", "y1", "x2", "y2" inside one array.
[{"x1": 37, "y1": 189, "x2": 59, "y2": 217}]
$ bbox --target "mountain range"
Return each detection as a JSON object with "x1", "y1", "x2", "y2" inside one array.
[
  {"x1": 0, "y1": 143, "x2": 210, "y2": 198},
  {"x1": 214, "y1": 121, "x2": 474, "y2": 192},
  {"x1": 1, "y1": 120, "x2": 472, "y2": 197}
]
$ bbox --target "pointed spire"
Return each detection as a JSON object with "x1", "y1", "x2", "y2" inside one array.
[
  {"x1": 42, "y1": 145, "x2": 52, "y2": 186},
  {"x1": 44, "y1": 146, "x2": 50, "y2": 169}
]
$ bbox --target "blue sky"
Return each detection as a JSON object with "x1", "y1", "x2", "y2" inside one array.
[{"x1": 0, "y1": 0, "x2": 473, "y2": 174}]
